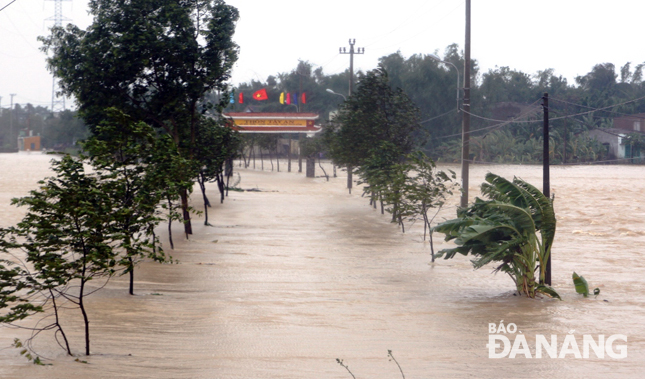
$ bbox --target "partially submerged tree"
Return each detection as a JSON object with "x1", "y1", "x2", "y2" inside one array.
[
  {"x1": 433, "y1": 173, "x2": 559, "y2": 299},
  {"x1": 4, "y1": 155, "x2": 117, "y2": 356},
  {"x1": 83, "y1": 109, "x2": 170, "y2": 295},
  {"x1": 194, "y1": 118, "x2": 241, "y2": 225},
  {"x1": 396, "y1": 152, "x2": 456, "y2": 258},
  {"x1": 40, "y1": 0, "x2": 240, "y2": 235}
]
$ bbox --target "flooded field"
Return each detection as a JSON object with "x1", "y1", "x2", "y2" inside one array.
[{"x1": 0, "y1": 153, "x2": 644, "y2": 378}]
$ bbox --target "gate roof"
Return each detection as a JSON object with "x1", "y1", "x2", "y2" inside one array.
[{"x1": 223, "y1": 112, "x2": 322, "y2": 134}]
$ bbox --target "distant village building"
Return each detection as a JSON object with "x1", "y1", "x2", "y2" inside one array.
[
  {"x1": 588, "y1": 114, "x2": 645, "y2": 162},
  {"x1": 17, "y1": 130, "x2": 41, "y2": 152}
]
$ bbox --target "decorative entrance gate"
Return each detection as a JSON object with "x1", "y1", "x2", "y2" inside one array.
[{"x1": 222, "y1": 112, "x2": 322, "y2": 177}]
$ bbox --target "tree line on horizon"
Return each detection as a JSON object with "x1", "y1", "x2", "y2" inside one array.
[
  {"x1": 227, "y1": 44, "x2": 645, "y2": 164},
  {"x1": 4, "y1": 44, "x2": 645, "y2": 164}
]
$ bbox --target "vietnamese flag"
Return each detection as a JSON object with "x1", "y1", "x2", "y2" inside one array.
[
  {"x1": 253, "y1": 88, "x2": 268, "y2": 101},
  {"x1": 239, "y1": 92, "x2": 243, "y2": 104},
  {"x1": 301, "y1": 92, "x2": 306, "y2": 104}
]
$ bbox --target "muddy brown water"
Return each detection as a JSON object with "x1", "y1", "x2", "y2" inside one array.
[{"x1": 0, "y1": 153, "x2": 643, "y2": 378}]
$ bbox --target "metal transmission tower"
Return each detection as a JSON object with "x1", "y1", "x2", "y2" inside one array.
[
  {"x1": 45, "y1": 0, "x2": 72, "y2": 113},
  {"x1": 339, "y1": 39, "x2": 364, "y2": 194}
]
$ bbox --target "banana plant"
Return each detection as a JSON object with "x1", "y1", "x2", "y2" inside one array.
[
  {"x1": 434, "y1": 173, "x2": 560, "y2": 299},
  {"x1": 572, "y1": 272, "x2": 600, "y2": 297}
]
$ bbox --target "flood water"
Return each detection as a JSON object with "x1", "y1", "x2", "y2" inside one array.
[{"x1": 0, "y1": 153, "x2": 644, "y2": 378}]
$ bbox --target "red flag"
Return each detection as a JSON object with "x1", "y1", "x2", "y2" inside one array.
[
  {"x1": 253, "y1": 88, "x2": 268, "y2": 101},
  {"x1": 286, "y1": 93, "x2": 291, "y2": 105},
  {"x1": 239, "y1": 92, "x2": 243, "y2": 104},
  {"x1": 301, "y1": 92, "x2": 306, "y2": 104}
]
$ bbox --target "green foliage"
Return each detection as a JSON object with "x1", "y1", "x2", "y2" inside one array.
[
  {"x1": 325, "y1": 66, "x2": 420, "y2": 169},
  {"x1": 572, "y1": 272, "x2": 600, "y2": 297},
  {"x1": 5, "y1": 155, "x2": 118, "y2": 356},
  {"x1": 355, "y1": 146, "x2": 456, "y2": 237},
  {"x1": 41, "y1": 0, "x2": 241, "y2": 235},
  {"x1": 83, "y1": 109, "x2": 171, "y2": 293},
  {"x1": 434, "y1": 173, "x2": 559, "y2": 299},
  {"x1": 41, "y1": 0, "x2": 239, "y2": 137},
  {"x1": 194, "y1": 117, "x2": 241, "y2": 224},
  {"x1": 395, "y1": 151, "x2": 457, "y2": 236}
]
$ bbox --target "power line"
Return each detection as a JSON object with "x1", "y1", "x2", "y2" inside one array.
[
  {"x1": 0, "y1": 0, "x2": 18, "y2": 13},
  {"x1": 550, "y1": 93, "x2": 645, "y2": 121},
  {"x1": 419, "y1": 108, "x2": 457, "y2": 124}
]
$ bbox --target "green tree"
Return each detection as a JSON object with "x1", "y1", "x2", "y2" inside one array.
[
  {"x1": 40, "y1": 0, "x2": 240, "y2": 235},
  {"x1": 325, "y1": 66, "x2": 420, "y2": 171},
  {"x1": 194, "y1": 117, "x2": 241, "y2": 225},
  {"x1": 397, "y1": 152, "x2": 456, "y2": 257},
  {"x1": 6, "y1": 155, "x2": 117, "y2": 356},
  {"x1": 83, "y1": 110, "x2": 170, "y2": 295}
]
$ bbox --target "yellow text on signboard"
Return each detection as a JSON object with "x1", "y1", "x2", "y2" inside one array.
[{"x1": 233, "y1": 119, "x2": 307, "y2": 126}]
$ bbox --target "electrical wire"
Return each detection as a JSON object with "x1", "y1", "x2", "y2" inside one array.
[
  {"x1": 0, "y1": 0, "x2": 18, "y2": 13},
  {"x1": 419, "y1": 108, "x2": 457, "y2": 124},
  {"x1": 363, "y1": 0, "x2": 437, "y2": 47},
  {"x1": 550, "y1": 93, "x2": 645, "y2": 121},
  {"x1": 367, "y1": 2, "x2": 463, "y2": 53},
  {"x1": 549, "y1": 96, "x2": 645, "y2": 119}
]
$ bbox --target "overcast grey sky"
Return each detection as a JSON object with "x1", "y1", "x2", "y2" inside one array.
[{"x1": 2, "y1": 0, "x2": 645, "y2": 109}]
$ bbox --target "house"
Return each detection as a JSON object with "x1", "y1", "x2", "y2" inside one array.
[
  {"x1": 613, "y1": 113, "x2": 645, "y2": 133},
  {"x1": 17, "y1": 130, "x2": 41, "y2": 152},
  {"x1": 588, "y1": 126, "x2": 645, "y2": 163}
]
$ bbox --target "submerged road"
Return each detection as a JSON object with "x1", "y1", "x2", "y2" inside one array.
[{"x1": 1, "y1": 156, "x2": 643, "y2": 378}]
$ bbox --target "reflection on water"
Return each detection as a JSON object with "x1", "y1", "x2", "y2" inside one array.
[{"x1": 0, "y1": 153, "x2": 644, "y2": 378}]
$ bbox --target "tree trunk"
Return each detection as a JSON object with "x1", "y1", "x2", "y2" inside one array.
[
  {"x1": 198, "y1": 172, "x2": 211, "y2": 226},
  {"x1": 167, "y1": 197, "x2": 175, "y2": 249},
  {"x1": 50, "y1": 289, "x2": 72, "y2": 356},
  {"x1": 317, "y1": 157, "x2": 329, "y2": 181},
  {"x1": 78, "y1": 277, "x2": 90, "y2": 355},
  {"x1": 180, "y1": 189, "x2": 192, "y2": 236},
  {"x1": 225, "y1": 159, "x2": 233, "y2": 197},
  {"x1": 276, "y1": 143, "x2": 280, "y2": 172},
  {"x1": 128, "y1": 256, "x2": 134, "y2": 295},
  {"x1": 288, "y1": 135, "x2": 292, "y2": 172},
  {"x1": 305, "y1": 157, "x2": 315, "y2": 177}
]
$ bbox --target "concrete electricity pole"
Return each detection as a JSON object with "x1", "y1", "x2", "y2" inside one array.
[
  {"x1": 9, "y1": 93, "x2": 16, "y2": 148},
  {"x1": 461, "y1": 0, "x2": 471, "y2": 208},
  {"x1": 339, "y1": 39, "x2": 364, "y2": 194}
]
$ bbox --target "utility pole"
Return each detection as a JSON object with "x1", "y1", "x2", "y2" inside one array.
[
  {"x1": 542, "y1": 92, "x2": 551, "y2": 286},
  {"x1": 10, "y1": 94, "x2": 16, "y2": 148},
  {"x1": 298, "y1": 70, "x2": 303, "y2": 173},
  {"x1": 339, "y1": 39, "x2": 364, "y2": 194},
  {"x1": 460, "y1": 0, "x2": 471, "y2": 208}
]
